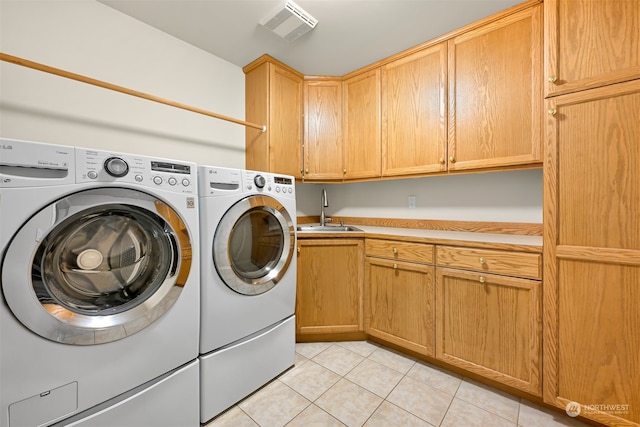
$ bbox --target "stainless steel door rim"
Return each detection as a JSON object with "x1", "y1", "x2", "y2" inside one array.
[
  {"x1": 1, "y1": 187, "x2": 193, "y2": 345},
  {"x1": 213, "y1": 195, "x2": 294, "y2": 295}
]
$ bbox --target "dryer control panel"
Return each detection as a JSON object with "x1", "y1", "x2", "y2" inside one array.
[
  {"x1": 243, "y1": 170, "x2": 295, "y2": 200},
  {"x1": 76, "y1": 148, "x2": 197, "y2": 195}
]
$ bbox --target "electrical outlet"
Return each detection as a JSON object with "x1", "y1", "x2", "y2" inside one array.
[{"x1": 408, "y1": 195, "x2": 416, "y2": 208}]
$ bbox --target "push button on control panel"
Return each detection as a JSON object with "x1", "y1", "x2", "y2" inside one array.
[{"x1": 153, "y1": 176, "x2": 163, "y2": 185}]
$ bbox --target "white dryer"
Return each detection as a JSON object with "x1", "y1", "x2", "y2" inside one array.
[
  {"x1": 198, "y1": 165, "x2": 296, "y2": 423},
  {"x1": 0, "y1": 139, "x2": 200, "y2": 427}
]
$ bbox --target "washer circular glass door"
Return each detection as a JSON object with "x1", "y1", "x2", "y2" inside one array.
[
  {"x1": 1, "y1": 187, "x2": 192, "y2": 345},
  {"x1": 213, "y1": 195, "x2": 294, "y2": 295}
]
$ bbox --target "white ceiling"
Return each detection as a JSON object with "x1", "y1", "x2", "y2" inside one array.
[{"x1": 98, "y1": 0, "x2": 523, "y2": 76}]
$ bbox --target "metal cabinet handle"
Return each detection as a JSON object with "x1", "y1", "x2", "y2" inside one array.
[
  {"x1": 548, "y1": 108, "x2": 557, "y2": 116},
  {"x1": 548, "y1": 76, "x2": 558, "y2": 83},
  {"x1": 393, "y1": 263, "x2": 398, "y2": 269},
  {"x1": 449, "y1": 156, "x2": 455, "y2": 163},
  {"x1": 479, "y1": 276, "x2": 486, "y2": 283},
  {"x1": 392, "y1": 247, "x2": 398, "y2": 254},
  {"x1": 479, "y1": 257, "x2": 486, "y2": 264}
]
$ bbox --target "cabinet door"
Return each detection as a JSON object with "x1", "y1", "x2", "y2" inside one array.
[
  {"x1": 448, "y1": 5, "x2": 542, "y2": 171},
  {"x1": 544, "y1": 80, "x2": 640, "y2": 426},
  {"x1": 296, "y1": 239, "x2": 364, "y2": 335},
  {"x1": 303, "y1": 79, "x2": 343, "y2": 180},
  {"x1": 269, "y1": 64, "x2": 303, "y2": 178},
  {"x1": 245, "y1": 61, "x2": 270, "y2": 172},
  {"x1": 381, "y1": 43, "x2": 447, "y2": 176},
  {"x1": 545, "y1": 0, "x2": 640, "y2": 97},
  {"x1": 436, "y1": 268, "x2": 542, "y2": 395},
  {"x1": 366, "y1": 258, "x2": 434, "y2": 357},
  {"x1": 343, "y1": 69, "x2": 381, "y2": 179}
]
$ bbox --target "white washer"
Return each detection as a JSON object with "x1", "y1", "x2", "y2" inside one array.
[
  {"x1": 0, "y1": 138, "x2": 200, "y2": 427},
  {"x1": 198, "y1": 165, "x2": 296, "y2": 423}
]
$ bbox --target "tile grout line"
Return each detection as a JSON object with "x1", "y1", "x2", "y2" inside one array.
[{"x1": 452, "y1": 378, "x2": 521, "y2": 426}]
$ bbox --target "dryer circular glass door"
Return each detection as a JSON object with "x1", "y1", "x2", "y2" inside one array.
[
  {"x1": 213, "y1": 195, "x2": 294, "y2": 295},
  {"x1": 1, "y1": 187, "x2": 193, "y2": 345}
]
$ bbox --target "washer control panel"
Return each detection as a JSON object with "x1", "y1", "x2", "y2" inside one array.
[{"x1": 76, "y1": 148, "x2": 196, "y2": 195}]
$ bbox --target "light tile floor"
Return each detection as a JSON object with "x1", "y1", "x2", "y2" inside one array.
[{"x1": 205, "y1": 341, "x2": 592, "y2": 427}]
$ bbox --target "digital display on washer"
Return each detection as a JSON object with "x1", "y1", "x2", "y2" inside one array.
[
  {"x1": 274, "y1": 176, "x2": 292, "y2": 185},
  {"x1": 151, "y1": 161, "x2": 191, "y2": 174}
]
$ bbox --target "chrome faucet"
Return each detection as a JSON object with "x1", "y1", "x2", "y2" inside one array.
[{"x1": 320, "y1": 188, "x2": 331, "y2": 226}]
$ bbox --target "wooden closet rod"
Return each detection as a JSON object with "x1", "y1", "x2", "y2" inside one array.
[{"x1": 0, "y1": 52, "x2": 266, "y2": 132}]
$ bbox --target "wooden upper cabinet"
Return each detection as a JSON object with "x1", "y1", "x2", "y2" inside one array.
[
  {"x1": 545, "y1": 0, "x2": 640, "y2": 98},
  {"x1": 303, "y1": 78, "x2": 343, "y2": 180},
  {"x1": 381, "y1": 43, "x2": 447, "y2": 177},
  {"x1": 244, "y1": 56, "x2": 303, "y2": 178},
  {"x1": 343, "y1": 69, "x2": 382, "y2": 179},
  {"x1": 448, "y1": 5, "x2": 543, "y2": 171}
]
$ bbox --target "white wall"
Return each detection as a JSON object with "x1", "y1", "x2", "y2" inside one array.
[
  {"x1": 1, "y1": 1, "x2": 542, "y2": 223},
  {"x1": 0, "y1": 0, "x2": 245, "y2": 167},
  {"x1": 297, "y1": 169, "x2": 543, "y2": 223}
]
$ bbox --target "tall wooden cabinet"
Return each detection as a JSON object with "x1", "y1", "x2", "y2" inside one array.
[
  {"x1": 244, "y1": 55, "x2": 303, "y2": 178},
  {"x1": 343, "y1": 69, "x2": 382, "y2": 179},
  {"x1": 544, "y1": 0, "x2": 640, "y2": 97},
  {"x1": 295, "y1": 238, "x2": 365, "y2": 336},
  {"x1": 381, "y1": 43, "x2": 447, "y2": 176},
  {"x1": 544, "y1": 1, "x2": 640, "y2": 425},
  {"x1": 303, "y1": 78, "x2": 343, "y2": 180},
  {"x1": 448, "y1": 5, "x2": 542, "y2": 171},
  {"x1": 544, "y1": 79, "x2": 640, "y2": 426}
]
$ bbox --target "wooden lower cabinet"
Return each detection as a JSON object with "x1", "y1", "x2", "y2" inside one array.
[
  {"x1": 365, "y1": 258, "x2": 434, "y2": 357},
  {"x1": 436, "y1": 268, "x2": 542, "y2": 396},
  {"x1": 296, "y1": 238, "x2": 364, "y2": 336}
]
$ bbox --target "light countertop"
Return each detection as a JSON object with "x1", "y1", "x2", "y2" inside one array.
[{"x1": 297, "y1": 224, "x2": 542, "y2": 253}]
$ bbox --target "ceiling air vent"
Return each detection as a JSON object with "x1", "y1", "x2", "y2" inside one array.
[{"x1": 259, "y1": 0, "x2": 318, "y2": 42}]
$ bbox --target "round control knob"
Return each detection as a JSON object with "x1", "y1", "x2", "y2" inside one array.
[
  {"x1": 104, "y1": 157, "x2": 129, "y2": 177},
  {"x1": 254, "y1": 175, "x2": 266, "y2": 189},
  {"x1": 168, "y1": 177, "x2": 177, "y2": 186},
  {"x1": 87, "y1": 171, "x2": 98, "y2": 179},
  {"x1": 182, "y1": 178, "x2": 190, "y2": 187},
  {"x1": 135, "y1": 174, "x2": 143, "y2": 182},
  {"x1": 153, "y1": 176, "x2": 163, "y2": 185}
]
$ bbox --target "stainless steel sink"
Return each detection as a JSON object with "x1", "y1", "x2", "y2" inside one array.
[{"x1": 296, "y1": 225, "x2": 362, "y2": 232}]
